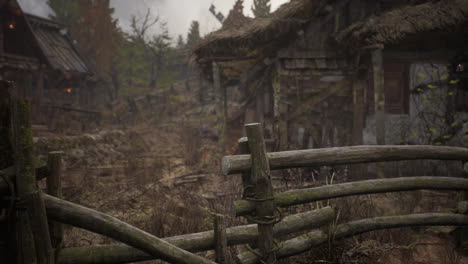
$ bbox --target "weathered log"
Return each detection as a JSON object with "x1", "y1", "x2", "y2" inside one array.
[
  {"x1": 12, "y1": 98, "x2": 53, "y2": 264},
  {"x1": 237, "y1": 213, "x2": 468, "y2": 264},
  {"x1": 0, "y1": 165, "x2": 49, "y2": 195},
  {"x1": 222, "y1": 145, "x2": 468, "y2": 175},
  {"x1": 234, "y1": 176, "x2": 468, "y2": 216},
  {"x1": 46, "y1": 152, "x2": 64, "y2": 249},
  {"x1": 214, "y1": 214, "x2": 228, "y2": 263},
  {"x1": 56, "y1": 207, "x2": 335, "y2": 264},
  {"x1": 245, "y1": 123, "x2": 276, "y2": 263},
  {"x1": 43, "y1": 195, "x2": 215, "y2": 264}
]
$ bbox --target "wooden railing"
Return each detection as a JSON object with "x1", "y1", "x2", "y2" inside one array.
[{"x1": 1, "y1": 81, "x2": 468, "y2": 264}]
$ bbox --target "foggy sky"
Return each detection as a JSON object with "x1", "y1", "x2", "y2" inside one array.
[{"x1": 18, "y1": 0, "x2": 289, "y2": 42}]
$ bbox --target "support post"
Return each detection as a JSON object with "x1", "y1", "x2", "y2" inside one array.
[
  {"x1": 214, "y1": 214, "x2": 228, "y2": 264},
  {"x1": 47, "y1": 152, "x2": 64, "y2": 249},
  {"x1": 11, "y1": 96, "x2": 54, "y2": 264},
  {"x1": 371, "y1": 48, "x2": 385, "y2": 178},
  {"x1": 213, "y1": 62, "x2": 226, "y2": 154},
  {"x1": 352, "y1": 77, "x2": 365, "y2": 179},
  {"x1": 245, "y1": 123, "x2": 276, "y2": 264},
  {"x1": 238, "y1": 138, "x2": 253, "y2": 199}
]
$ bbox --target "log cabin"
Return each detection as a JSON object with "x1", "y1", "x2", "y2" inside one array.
[
  {"x1": 0, "y1": 0, "x2": 96, "y2": 124},
  {"x1": 192, "y1": 0, "x2": 468, "y2": 155}
]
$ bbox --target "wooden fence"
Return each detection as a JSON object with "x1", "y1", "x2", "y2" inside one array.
[{"x1": 1, "y1": 81, "x2": 468, "y2": 264}]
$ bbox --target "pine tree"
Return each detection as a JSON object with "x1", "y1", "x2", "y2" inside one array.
[
  {"x1": 47, "y1": 0, "x2": 79, "y2": 25},
  {"x1": 186, "y1": 21, "x2": 201, "y2": 49},
  {"x1": 72, "y1": 0, "x2": 122, "y2": 80},
  {"x1": 251, "y1": 0, "x2": 271, "y2": 18},
  {"x1": 176, "y1": 35, "x2": 185, "y2": 49}
]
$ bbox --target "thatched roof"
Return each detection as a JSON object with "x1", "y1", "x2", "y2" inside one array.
[
  {"x1": 191, "y1": 0, "x2": 328, "y2": 79},
  {"x1": 335, "y1": 0, "x2": 468, "y2": 49}
]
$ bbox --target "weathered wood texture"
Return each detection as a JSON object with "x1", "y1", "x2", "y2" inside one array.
[
  {"x1": 372, "y1": 49, "x2": 385, "y2": 145},
  {"x1": 0, "y1": 165, "x2": 49, "y2": 195},
  {"x1": 43, "y1": 195, "x2": 215, "y2": 264},
  {"x1": 238, "y1": 137, "x2": 253, "y2": 199},
  {"x1": 23, "y1": 191, "x2": 55, "y2": 264},
  {"x1": 245, "y1": 123, "x2": 276, "y2": 264},
  {"x1": 11, "y1": 98, "x2": 53, "y2": 264},
  {"x1": 214, "y1": 214, "x2": 228, "y2": 264},
  {"x1": 372, "y1": 49, "x2": 385, "y2": 178},
  {"x1": 214, "y1": 62, "x2": 226, "y2": 154},
  {"x1": 234, "y1": 176, "x2": 468, "y2": 216},
  {"x1": 46, "y1": 152, "x2": 64, "y2": 249},
  {"x1": 0, "y1": 81, "x2": 13, "y2": 169},
  {"x1": 237, "y1": 213, "x2": 468, "y2": 264},
  {"x1": 56, "y1": 207, "x2": 335, "y2": 264},
  {"x1": 222, "y1": 145, "x2": 468, "y2": 175}
]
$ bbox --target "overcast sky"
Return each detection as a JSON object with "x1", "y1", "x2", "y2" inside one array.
[{"x1": 18, "y1": 0, "x2": 289, "y2": 42}]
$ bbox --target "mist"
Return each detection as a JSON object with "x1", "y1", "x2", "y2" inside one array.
[{"x1": 18, "y1": 0, "x2": 289, "y2": 40}]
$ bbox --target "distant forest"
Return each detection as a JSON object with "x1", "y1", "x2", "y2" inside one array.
[{"x1": 47, "y1": 0, "x2": 203, "y2": 100}]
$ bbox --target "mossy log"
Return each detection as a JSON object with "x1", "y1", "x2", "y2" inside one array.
[
  {"x1": 222, "y1": 145, "x2": 468, "y2": 175},
  {"x1": 234, "y1": 176, "x2": 468, "y2": 216},
  {"x1": 43, "y1": 195, "x2": 215, "y2": 264},
  {"x1": 213, "y1": 214, "x2": 228, "y2": 263},
  {"x1": 56, "y1": 207, "x2": 335, "y2": 264},
  {"x1": 245, "y1": 123, "x2": 276, "y2": 263},
  {"x1": 237, "y1": 213, "x2": 468, "y2": 264},
  {"x1": 11, "y1": 98, "x2": 53, "y2": 264}
]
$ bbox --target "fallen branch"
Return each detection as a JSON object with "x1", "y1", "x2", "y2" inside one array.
[
  {"x1": 56, "y1": 207, "x2": 335, "y2": 264},
  {"x1": 222, "y1": 145, "x2": 468, "y2": 175},
  {"x1": 234, "y1": 176, "x2": 468, "y2": 216},
  {"x1": 43, "y1": 195, "x2": 215, "y2": 264},
  {"x1": 237, "y1": 213, "x2": 468, "y2": 264}
]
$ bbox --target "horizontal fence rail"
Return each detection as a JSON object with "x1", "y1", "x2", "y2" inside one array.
[
  {"x1": 55, "y1": 207, "x2": 335, "y2": 264},
  {"x1": 222, "y1": 145, "x2": 468, "y2": 175},
  {"x1": 44, "y1": 195, "x2": 216, "y2": 264},
  {"x1": 237, "y1": 213, "x2": 468, "y2": 264},
  {"x1": 233, "y1": 176, "x2": 468, "y2": 216},
  {"x1": 0, "y1": 164, "x2": 48, "y2": 194}
]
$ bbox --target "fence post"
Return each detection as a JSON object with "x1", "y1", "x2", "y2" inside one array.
[
  {"x1": 245, "y1": 123, "x2": 277, "y2": 264},
  {"x1": 238, "y1": 137, "x2": 253, "y2": 199},
  {"x1": 214, "y1": 214, "x2": 229, "y2": 263},
  {"x1": 11, "y1": 96, "x2": 54, "y2": 264},
  {"x1": 47, "y1": 151, "x2": 64, "y2": 249}
]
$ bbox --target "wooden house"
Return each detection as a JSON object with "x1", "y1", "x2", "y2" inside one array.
[
  {"x1": 0, "y1": 0, "x2": 95, "y2": 123},
  {"x1": 192, "y1": 0, "x2": 468, "y2": 153}
]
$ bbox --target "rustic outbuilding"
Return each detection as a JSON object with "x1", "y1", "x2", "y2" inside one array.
[
  {"x1": 0, "y1": 0, "x2": 96, "y2": 123},
  {"x1": 192, "y1": 0, "x2": 468, "y2": 154}
]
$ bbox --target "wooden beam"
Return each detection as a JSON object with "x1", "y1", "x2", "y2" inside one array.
[
  {"x1": 214, "y1": 214, "x2": 229, "y2": 263},
  {"x1": 0, "y1": 165, "x2": 49, "y2": 195},
  {"x1": 11, "y1": 96, "x2": 54, "y2": 264},
  {"x1": 46, "y1": 152, "x2": 64, "y2": 249},
  {"x1": 214, "y1": 62, "x2": 226, "y2": 154},
  {"x1": 372, "y1": 49, "x2": 385, "y2": 178},
  {"x1": 237, "y1": 213, "x2": 468, "y2": 264},
  {"x1": 245, "y1": 123, "x2": 276, "y2": 264},
  {"x1": 222, "y1": 145, "x2": 468, "y2": 175},
  {"x1": 54, "y1": 207, "x2": 335, "y2": 264},
  {"x1": 43, "y1": 195, "x2": 216, "y2": 264},
  {"x1": 372, "y1": 49, "x2": 385, "y2": 145},
  {"x1": 233, "y1": 176, "x2": 468, "y2": 216}
]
